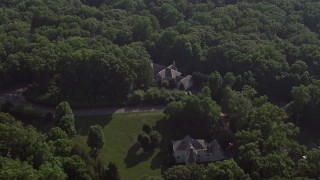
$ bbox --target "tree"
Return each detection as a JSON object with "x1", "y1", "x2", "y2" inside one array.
[
  {"x1": 55, "y1": 101, "x2": 73, "y2": 122},
  {"x1": 49, "y1": 139, "x2": 74, "y2": 157},
  {"x1": 39, "y1": 162, "x2": 67, "y2": 180},
  {"x1": 199, "y1": 86, "x2": 212, "y2": 99},
  {"x1": 0, "y1": 157, "x2": 39, "y2": 179},
  {"x1": 164, "y1": 165, "x2": 192, "y2": 180},
  {"x1": 297, "y1": 149, "x2": 320, "y2": 178},
  {"x1": 149, "y1": 130, "x2": 162, "y2": 148},
  {"x1": 165, "y1": 96, "x2": 220, "y2": 138},
  {"x1": 105, "y1": 162, "x2": 121, "y2": 180},
  {"x1": 208, "y1": 71, "x2": 223, "y2": 99},
  {"x1": 164, "y1": 164, "x2": 206, "y2": 180},
  {"x1": 159, "y1": 4, "x2": 183, "y2": 27},
  {"x1": 237, "y1": 142, "x2": 261, "y2": 174},
  {"x1": 58, "y1": 114, "x2": 76, "y2": 137},
  {"x1": 47, "y1": 127, "x2": 68, "y2": 141},
  {"x1": 137, "y1": 133, "x2": 151, "y2": 151},
  {"x1": 128, "y1": 90, "x2": 145, "y2": 106},
  {"x1": 227, "y1": 90, "x2": 253, "y2": 131},
  {"x1": 204, "y1": 159, "x2": 245, "y2": 180},
  {"x1": 87, "y1": 125, "x2": 105, "y2": 151},
  {"x1": 291, "y1": 85, "x2": 311, "y2": 113},
  {"x1": 62, "y1": 155, "x2": 93, "y2": 180},
  {"x1": 132, "y1": 16, "x2": 153, "y2": 41},
  {"x1": 258, "y1": 153, "x2": 295, "y2": 179},
  {"x1": 142, "y1": 123, "x2": 152, "y2": 134}
]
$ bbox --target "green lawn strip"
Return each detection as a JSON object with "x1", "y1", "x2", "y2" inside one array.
[{"x1": 73, "y1": 112, "x2": 168, "y2": 180}]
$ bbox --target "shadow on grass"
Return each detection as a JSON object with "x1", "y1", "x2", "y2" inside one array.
[
  {"x1": 149, "y1": 118, "x2": 186, "y2": 173},
  {"x1": 75, "y1": 115, "x2": 112, "y2": 135},
  {"x1": 124, "y1": 142, "x2": 155, "y2": 168},
  {"x1": 150, "y1": 150, "x2": 169, "y2": 174},
  {"x1": 153, "y1": 117, "x2": 185, "y2": 149}
]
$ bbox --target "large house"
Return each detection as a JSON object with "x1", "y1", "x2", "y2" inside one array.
[
  {"x1": 151, "y1": 62, "x2": 193, "y2": 91},
  {"x1": 172, "y1": 135, "x2": 225, "y2": 164}
]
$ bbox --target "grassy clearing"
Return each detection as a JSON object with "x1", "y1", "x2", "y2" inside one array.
[{"x1": 73, "y1": 112, "x2": 184, "y2": 180}]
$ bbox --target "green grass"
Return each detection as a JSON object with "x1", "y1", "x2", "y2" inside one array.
[{"x1": 73, "y1": 112, "x2": 184, "y2": 180}]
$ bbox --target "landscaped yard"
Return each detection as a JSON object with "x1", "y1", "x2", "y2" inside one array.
[{"x1": 73, "y1": 112, "x2": 184, "y2": 180}]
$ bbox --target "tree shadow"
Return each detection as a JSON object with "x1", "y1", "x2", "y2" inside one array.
[
  {"x1": 75, "y1": 115, "x2": 112, "y2": 135},
  {"x1": 153, "y1": 117, "x2": 186, "y2": 149},
  {"x1": 124, "y1": 142, "x2": 155, "y2": 168}
]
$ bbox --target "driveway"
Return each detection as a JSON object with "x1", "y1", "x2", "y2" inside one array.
[{"x1": 0, "y1": 85, "x2": 165, "y2": 116}]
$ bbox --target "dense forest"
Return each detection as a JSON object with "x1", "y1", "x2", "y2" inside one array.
[
  {"x1": 1, "y1": 0, "x2": 320, "y2": 179},
  {"x1": 1, "y1": 0, "x2": 319, "y2": 105}
]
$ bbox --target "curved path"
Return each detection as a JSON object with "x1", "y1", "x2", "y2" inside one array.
[{"x1": 0, "y1": 85, "x2": 165, "y2": 116}]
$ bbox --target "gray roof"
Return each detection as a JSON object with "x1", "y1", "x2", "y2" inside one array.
[
  {"x1": 151, "y1": 63, "x2": 194, "y2": 90},
  {"x1": 180, "y1": 75, "x2": 193, "y2": 90},
  {"x1": 158, "y1": 68, "x2": 182, "y2": 79},
  {"x1": 172, "y1": 135, "x2": 206, "y2": 151},
  {"x1": 167, "y1": 64, "x2": 177, "y2": 71}
]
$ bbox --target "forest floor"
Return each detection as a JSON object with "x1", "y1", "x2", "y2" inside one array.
[{"x1": 73, "y1": 112, "x2": 185, "y2": 180}]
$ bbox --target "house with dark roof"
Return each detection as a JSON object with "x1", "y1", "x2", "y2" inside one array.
[
  {"x1": 151, "y1": 62, "x2": 193, "y2": 91},
  {"x1": 172, "y1": 135, "x2": 225, "y2": 164}
]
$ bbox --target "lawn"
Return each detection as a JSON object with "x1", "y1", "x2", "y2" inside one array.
[{"x1": 73, "y1": 112, "x2": 184, "y2": 180}]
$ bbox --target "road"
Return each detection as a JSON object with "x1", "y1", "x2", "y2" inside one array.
[{"x1": 0, "y1": 85, "x2": 165, "y2": 116}]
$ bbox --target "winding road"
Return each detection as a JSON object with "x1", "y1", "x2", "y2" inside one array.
[{"x1": 0, "y1": 85, "x2": 165, "y2": 116}]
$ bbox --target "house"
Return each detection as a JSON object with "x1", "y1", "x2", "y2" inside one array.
[
  {"x1": 151, "y1": 62, "x2": 193, "y2": 91},
  {"x1": 172, "y1": 135, "x2": 225, "y2": 164}
]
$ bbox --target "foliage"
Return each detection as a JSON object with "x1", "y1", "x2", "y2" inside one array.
[
  {"x1": 149, "y1": 130, "x2": 162, "y2": 148},
  {"x1": 2, "y1": 0, "x2": 320, "y2": 178},
  {"x1": 55, "y1": 101, "x2": 76, "y2": 137},
  {"x1": 165, "y1": 96, "x2": 220, "y2": 138},
  {"x1": 55, "y1": 101, "x2": 73, "y2": 121},
  {"x1": 87, "y1": 125, "x2": 105, "y2": 151},
  {"x1": 47, "y1": 127, "x2": 68, "y2": 141},
  {"x1": 58, "y1": 114, "x2": 77, "y2": 137},
  {"x1": 142, "y1": 123, "x2": 152, "y2": 134},
  {"x1": 105, "y1": 162, "x2": 121, "y2": 180},
  {"x1": 164, "y1": 164, "x2": 206, "y2": 180},
  {"x1": 137, "y1": 133, "x2": 151, "y2": 151},
  {"x1": 128, "y1": 88, "x2": 187, "y2": 106},
  {"x1": 0, "y1": 157, "x2": 39, "y2": 179},
  {"x1": 204, "y1": 159, "x2": 245, "y2": 180}
]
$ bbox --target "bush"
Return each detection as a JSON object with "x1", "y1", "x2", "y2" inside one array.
[
  {"x1": 142, "y1": 123, "x2": 152, "y2": 134},
  {"x1": 12, "y1": 104, "x2": 46, "y2": 120},
  {"x1": 137, "y1": 133, "x2": 151, "y2": 151},
  {"x1": 127, "y1": 90, "x2": 145, "y2": 106},
  {"x1": 149, "y1": 130, "x2": 162, "y2": 148},
  {"x1": 128, "y1": 87, "x2": 187, "y2": 106}
]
